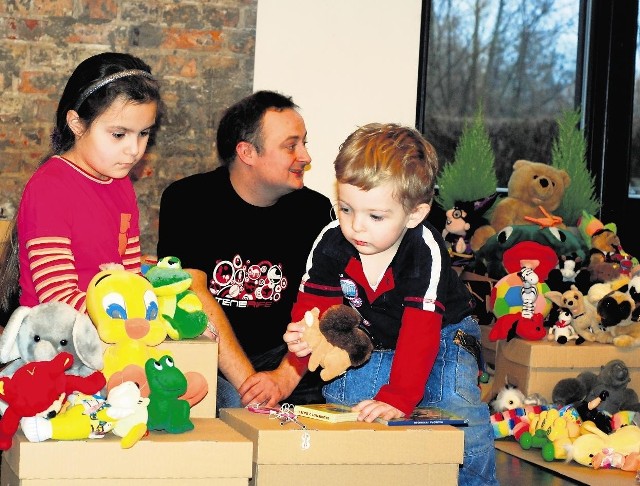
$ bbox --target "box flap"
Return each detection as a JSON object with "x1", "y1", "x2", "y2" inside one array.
[
  {"x1": 500, "y1": 338, "x2": 640, "y2": 368},
  {"x1": 220, "y1": 408, "x2": 463, "y2": 466},
  {"x1": 4, "y1": 418, "x2": 252, "y2": 480}
]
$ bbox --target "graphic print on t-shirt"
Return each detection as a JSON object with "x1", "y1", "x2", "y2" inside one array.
[{"x1": 208, "y1": 254, "x2": 287, "y2": 308}]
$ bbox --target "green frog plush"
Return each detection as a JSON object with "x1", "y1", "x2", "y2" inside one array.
[
  {"x1": 145, "y1": 256, "x2": 208, "y2": 340},
  {"x1": 145, "y1": 355, "x2": 194, "y2": 434}
]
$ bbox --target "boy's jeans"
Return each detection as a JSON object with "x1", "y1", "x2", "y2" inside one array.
[{"x1": 323, "y1": 316, "x2": 498, "y2": 486}]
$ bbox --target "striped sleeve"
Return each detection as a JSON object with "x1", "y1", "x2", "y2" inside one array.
[
  {"x1": 123, "y1": 235, "x2": 142, "y2": 274},
  {"x1": 26, "y1": 236, "x2": 86, "y2": 312}
]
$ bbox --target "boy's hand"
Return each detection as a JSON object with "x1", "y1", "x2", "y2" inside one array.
[
  {"x1": 283, "y1": 322, "x2": 312, "y2": 357},
  {"x1": 353, "y1": 399, "x2": 404, "y2": 423}
]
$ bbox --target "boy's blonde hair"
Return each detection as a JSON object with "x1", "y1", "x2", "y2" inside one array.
[{"x1": 334, "y1": 123, "x2": 438, "y2": 213}]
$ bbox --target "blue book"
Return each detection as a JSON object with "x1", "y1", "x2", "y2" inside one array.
[{"x1": 375, "y1": 406, "x2": 469, "y2": 426}]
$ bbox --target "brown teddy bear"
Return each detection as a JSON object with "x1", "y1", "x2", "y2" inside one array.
[
  {"x1": 299, "y1": 305, "x2": 373, "y2": 381},
  {"x1": 470, "y1": 160, "x2": 571, "y2": 251}
]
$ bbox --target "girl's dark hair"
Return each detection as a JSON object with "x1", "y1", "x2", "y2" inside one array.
[
  {"x1": 0, "y1": 52, "x2": 163, "y2": 313},
  {"x1": 52, "y1": 52, "x2": 164, "y2": 154}
]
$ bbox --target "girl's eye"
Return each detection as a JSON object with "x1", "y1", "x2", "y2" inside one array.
[
  {"x1": 112, "y1": 132, "x2": 125, "y2": 139},
  {"x1": 370, "y1": 214, "x2": 383, "y2": 222},
  {"x1": 339, "y1": 206, "x2": 350, "y2": 214},
  {"x1": 140, "y1": 130, "x2": 151, "y2": 138}
]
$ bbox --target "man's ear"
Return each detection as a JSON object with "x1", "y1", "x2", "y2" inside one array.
[
  {"x1": 236, "y1": 141, "x2": 256, "y2": 165},
  {"x1": 66, "y1": 110, "x2": 85, "y2": 137},
  {"x1": 406, "y1": 203, "x2": 430, "y2": 228}
]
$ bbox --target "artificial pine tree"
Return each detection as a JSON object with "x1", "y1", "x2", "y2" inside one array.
[
  {"x1": 551, "y1": 108, "x2": 600, "y2": 226},
  {"x1": 435, "y1": 107, "x2": 498, "y2": 212}
]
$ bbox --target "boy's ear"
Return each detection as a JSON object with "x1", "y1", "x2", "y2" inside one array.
[
  {"x1": 406, "y1": 203, "x2": 430, "y2": 228},
  {"x1": 66, "y1": 110, "x2": 85, "y2": 137}
]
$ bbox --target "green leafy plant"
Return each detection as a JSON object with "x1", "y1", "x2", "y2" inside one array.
[
  {"x1": 435, "y1": 107, "x2": 498, "y2": 212},
  {"x1": 551, "y1": 108, "x2": 600, "y2": 226}
]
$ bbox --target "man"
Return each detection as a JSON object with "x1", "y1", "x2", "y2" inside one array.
[{"x1": 157, "y1": 90, "x2": 333, "y2": 412}]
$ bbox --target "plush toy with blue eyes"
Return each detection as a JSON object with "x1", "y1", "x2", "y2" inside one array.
[{"x1": 86, "y1": 266, "x2": 207, "y2": 407}]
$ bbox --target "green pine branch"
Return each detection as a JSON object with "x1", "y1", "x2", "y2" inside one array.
[
  {"x1": 551, "y1": 109, "x2": 600, "y2": 226},
  {"x1": 435, "y1": 107, "x2": 498, "y2": 212}
]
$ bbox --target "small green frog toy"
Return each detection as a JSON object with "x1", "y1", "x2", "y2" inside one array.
[{"x1": 145, "y1": 355, "x2": 194, "y2": 434}]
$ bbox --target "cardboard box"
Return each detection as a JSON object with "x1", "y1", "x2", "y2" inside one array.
[
  {"x1": 489, "y1": 331, "x2": 640, "y2": 401},
  {"x1": 495, "y1": 439, "x2": 636, "y2": 486},
  {"x1": 220, "y1": 408, "x2": 464, "y2": 486},
  {"x1": 0, "y1": 418, "x2": 253, "y2": 485},
  {"x1": 102, "y1": 337, "x2": 217, "y2": 419}
]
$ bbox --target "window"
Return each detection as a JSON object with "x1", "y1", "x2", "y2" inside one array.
[
  {"x1": 418, "y1": 0, "x2": 640, "y2": 257},
  {"x1": 419, "y1": 0, "x2": 579, "y2": 187}
]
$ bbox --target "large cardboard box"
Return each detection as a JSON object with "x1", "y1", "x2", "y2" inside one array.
[
  {"x1": 103, "y1": 337, "x2": 217, "y2": 419},
  {"x1": 488, "y1": 331, "x2": 640, "y2": 401},
  {"x1": 220, "y1": 407, "x2": 464, "y2": 486},
  {"x1": 0, "y1": 418, "x2": 253, "y2": 485}
]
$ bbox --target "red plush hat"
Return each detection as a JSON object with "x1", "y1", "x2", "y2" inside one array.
[{"x1": 502, "y1": 241, "x2": 559, "y2": 280}]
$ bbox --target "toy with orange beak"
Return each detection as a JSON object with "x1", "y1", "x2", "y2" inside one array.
[{"x1": 86, "y1": 266, "x2": 207, "y2": 406}]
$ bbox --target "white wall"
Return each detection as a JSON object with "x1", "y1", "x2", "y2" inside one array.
[{"x1": 254, "y1": 0, "x2": 423, "y2": 202}]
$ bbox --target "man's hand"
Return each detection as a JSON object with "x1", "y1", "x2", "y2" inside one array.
[
  {"x1": 352, "y1": 399, "x2": 404, "y2": 423},
  {"x1": 238, "y1": 368, "x2": 297, "y2": 408}
]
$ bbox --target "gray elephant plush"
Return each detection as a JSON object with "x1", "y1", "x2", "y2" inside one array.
[{"x1": 0, "y1": 301, "x2": 104, "y2": 379}]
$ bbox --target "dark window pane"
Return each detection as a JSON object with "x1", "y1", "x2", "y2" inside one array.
[{"x1": 423, "y1": 0, "x2": 580, "y2": 188}]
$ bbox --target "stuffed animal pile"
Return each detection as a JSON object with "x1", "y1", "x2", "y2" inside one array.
[{"x1": 0, "y1": 262, "x2": 215, "y2": 450}]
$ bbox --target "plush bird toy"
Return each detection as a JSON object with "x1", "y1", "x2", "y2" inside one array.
[{"x1": 86, "y1": 266, "x2": 208, "y2": 407}]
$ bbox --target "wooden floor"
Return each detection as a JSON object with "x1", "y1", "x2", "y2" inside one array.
[{"x1": 495, "y1": 449, "x2": 584, "y2": 485}]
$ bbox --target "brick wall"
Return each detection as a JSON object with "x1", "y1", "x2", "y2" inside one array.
[{"x1": 0, "y1": 0, "x2": 257, "y2": 256}]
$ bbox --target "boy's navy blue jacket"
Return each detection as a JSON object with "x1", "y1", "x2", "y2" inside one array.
[{"x1": 291, "y1": 219, "x2": 476, "y2": 414}]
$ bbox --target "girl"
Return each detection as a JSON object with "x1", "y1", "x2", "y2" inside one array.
[{"x1": 0, "y1": 52, "x2": 163, "y2": 314}]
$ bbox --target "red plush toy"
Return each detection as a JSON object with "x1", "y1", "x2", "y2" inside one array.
[
  {"x1": 489, "y1": 241, "x2": 558, "y2": 342},
  {"x1": 0, "y1": 351, "x2": 106, "y2": 450}
]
